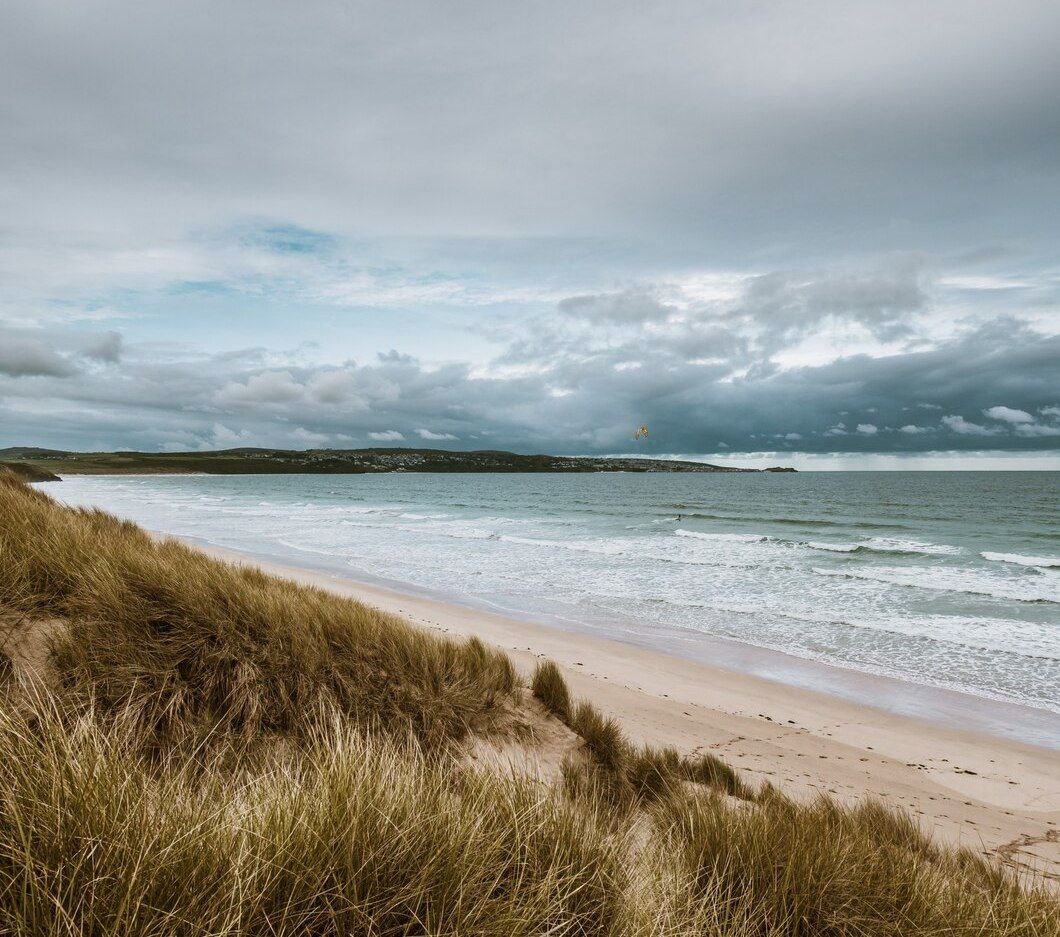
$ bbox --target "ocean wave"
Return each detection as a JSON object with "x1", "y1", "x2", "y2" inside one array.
[
  {"x1": 981, "y1": 551, "x2": 1060, "y2": 569},
  {"x1": 861, "y1": 537, "x2": 963, "y2": 556},
  {"x1": 496, "y1": 533, "x2": 765, "y2": 568},
  {"x1": 674, "y1": 529, "x2": 768, "y2": 543},
  {"x1": 276, "y1": 539, "x2": 343, "y2": 558},
  {"x1": 806, "y1": 541, "x2": 859, "y2": 552},
  {"x1": 431, "y1": 523, "x2": 496, "y2": 540},
  {"x1": 635, "y1": 595, "x2": 1060, "y2": 661},
  {"x1": 812, "y1": 566, "x2": 1059, "y2": 604},
  {"x1": 672, "y1": 512, "x2": 908, "y2": 530},
  {"x1": 806, "y1": 537, "x2": 962, "y2": 556},
  {"x1": 500, "y1": 535, "x2": 627, "y2": 555}
]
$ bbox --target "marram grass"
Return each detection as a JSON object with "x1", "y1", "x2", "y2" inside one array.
[{"x1": 0, "y1": 469, "x2": 1055, "y2": 936}]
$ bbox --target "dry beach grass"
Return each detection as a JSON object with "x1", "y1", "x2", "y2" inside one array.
[{"x1": 0, "y1": 468, "x2": 1056, "y2": 935}]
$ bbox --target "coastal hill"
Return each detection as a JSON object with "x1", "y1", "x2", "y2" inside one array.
[{"x1": 0, "y1": 445, "x2": 796, "y2": 475}]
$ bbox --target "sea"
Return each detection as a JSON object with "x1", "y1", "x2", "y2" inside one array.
[{"x1": 52, "y1": 471, "x2": 1059, "y2": 745}]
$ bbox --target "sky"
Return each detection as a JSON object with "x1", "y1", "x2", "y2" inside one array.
[{"x1": 1, "y1": 0, "x2": 1058, "y2": 468}]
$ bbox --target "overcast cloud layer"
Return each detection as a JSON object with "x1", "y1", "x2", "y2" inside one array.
[{"x1": 1, "y1": 1, "x2": 1058, "y2": 465}]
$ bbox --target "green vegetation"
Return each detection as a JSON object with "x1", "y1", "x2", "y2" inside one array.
[
  {"x1": 0, "y1": 444, "x2": 795, "y2": 475},
  {"x1": 0, "y1": 468, "x2": 1052, "y2": 935}
]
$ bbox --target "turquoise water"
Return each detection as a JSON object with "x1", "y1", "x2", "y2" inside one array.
[{"x1": 55, "y1": 471, "x2": 1059, "y2": 724}]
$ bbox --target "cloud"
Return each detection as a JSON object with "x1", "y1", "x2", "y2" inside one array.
[
  {"x1": 215, "y1": 371, "x2": 305, "y2": 406},
  {"x1": 209, "y1": 423, "x2": 256, "y2": 448},
  {"x1": 1013, "y1": 422, "x2": 1060, "y2": 437},
  {"x1": 368, "y1": 430, "x2": 405, "y2": 441},
  {"x1": 941, "y1": 415, "x2": 998, "y2": 436},
  {"x1": 0, "y1": 337, "x2": 77, "y2": 377},
  {"x1": 291, "y1": 426, "x2": 330, "y2": 445},
  {"x1": 307, "y1": 370, "x2": 359, "y2": 404},
  {"x1": 983, "y1": 405, "x2": 1033, "y2": 423},
  {"x1": 2, "y1": 2, "x2": 1059, "y2": 464},
  {"x1": 0, "y1": 272, "x2": 1058, "y2": 458},
  {"x1": 5, "y1": 0, "x2": 1060, "y2": 276},
  {"x1": 559, "y1": 289, "x2": 673, "y2": 325},
  {"x1": 739, "y1": 263, "x2": 927, "y2": 347},
  {"x1": 80, "y1": 331, "x2": 123, "y2": 363}
]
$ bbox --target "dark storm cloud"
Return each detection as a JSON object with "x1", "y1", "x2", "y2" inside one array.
[{"x1": 1, "y1": 314, "x2": 1057, "y2": 455}]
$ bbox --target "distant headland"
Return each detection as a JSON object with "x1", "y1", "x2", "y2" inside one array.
[{"x1": 0, "y1": 446, "x2": 796, "y2": 476}]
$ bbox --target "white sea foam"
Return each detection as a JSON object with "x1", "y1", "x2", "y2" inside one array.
[
  {"x1": 813, "y1": 565, "x2": 1060, "y2": 604},
  {"x1": 806, "y1": 537, "x2": 961, "y2": 556},
  {"x1": 500, "y1": 535, "x2": 628, "y2": 555},
  {"x1": 861, "y1": 537, "x2": 962, "y2": 556},
  {"x1": 432, "y1": 522, "x2": 496, "y2": 540},
  {"x1": 981, "y1": 551, "x2": 1060, "y2": 568},
  {"x1": 674, "y1": 529, "x2": 768, "y2": 543}
]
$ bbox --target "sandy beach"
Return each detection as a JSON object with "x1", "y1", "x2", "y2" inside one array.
[{"x1": 195, "y1": 540, "x2": 1059, "y2": 885}]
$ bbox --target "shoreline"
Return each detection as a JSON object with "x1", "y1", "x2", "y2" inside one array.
[{"x1": 187, "y1": 537, "x2": 1060, "y2": 883}]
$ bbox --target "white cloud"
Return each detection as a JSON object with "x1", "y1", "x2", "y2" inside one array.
[
  {"x1": 308, "y1": 369, "x2": 366, "y2": 407},
  {"x1": 938, "y1": 275, "x2": 1030, "y2": 290},
  {"x1": 941, "y1": 415, "x2": 997, "y2": 436},
  {"x1": 1038, "y1": 406, "x2": 1060, "y2": 420},
  {"x1": 209, "y1": 422, "x2": 256, "y2": 448},
  {"x1": 899, "y1": 424, "x2": 926, "y2": 434},
  {"x1": 368, "y1": 430, "x2": 405, "y2": 441},
  {"x1": 856, "y1": 423, "x2": 878, "y2": 435},
  {"x1": 983, "y1": 405, "x2": 1033, "y2": 423},
  {"x1": 81, "y1": 331, "x2": 123, "y2": 363},
  {"x1": 1013, "y1": 423, "x2": 1060, "y2": 437},
  {"x1": 291, "y1": 426, "x2": 330, "y2": 445},
  {"x1": 215, "y1": 370, "x2": 304, "y2": 406},
  {"x1": 416, "y1": 428, "x2": 458, "y2": 440}
]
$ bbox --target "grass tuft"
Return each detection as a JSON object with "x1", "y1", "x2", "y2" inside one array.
[
  {"x1": 531, "y1": 658, "x2": 571, "y2": 720},
  {"x1": 682, "y1": 750, "x2": 756, "y2": 800}
]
